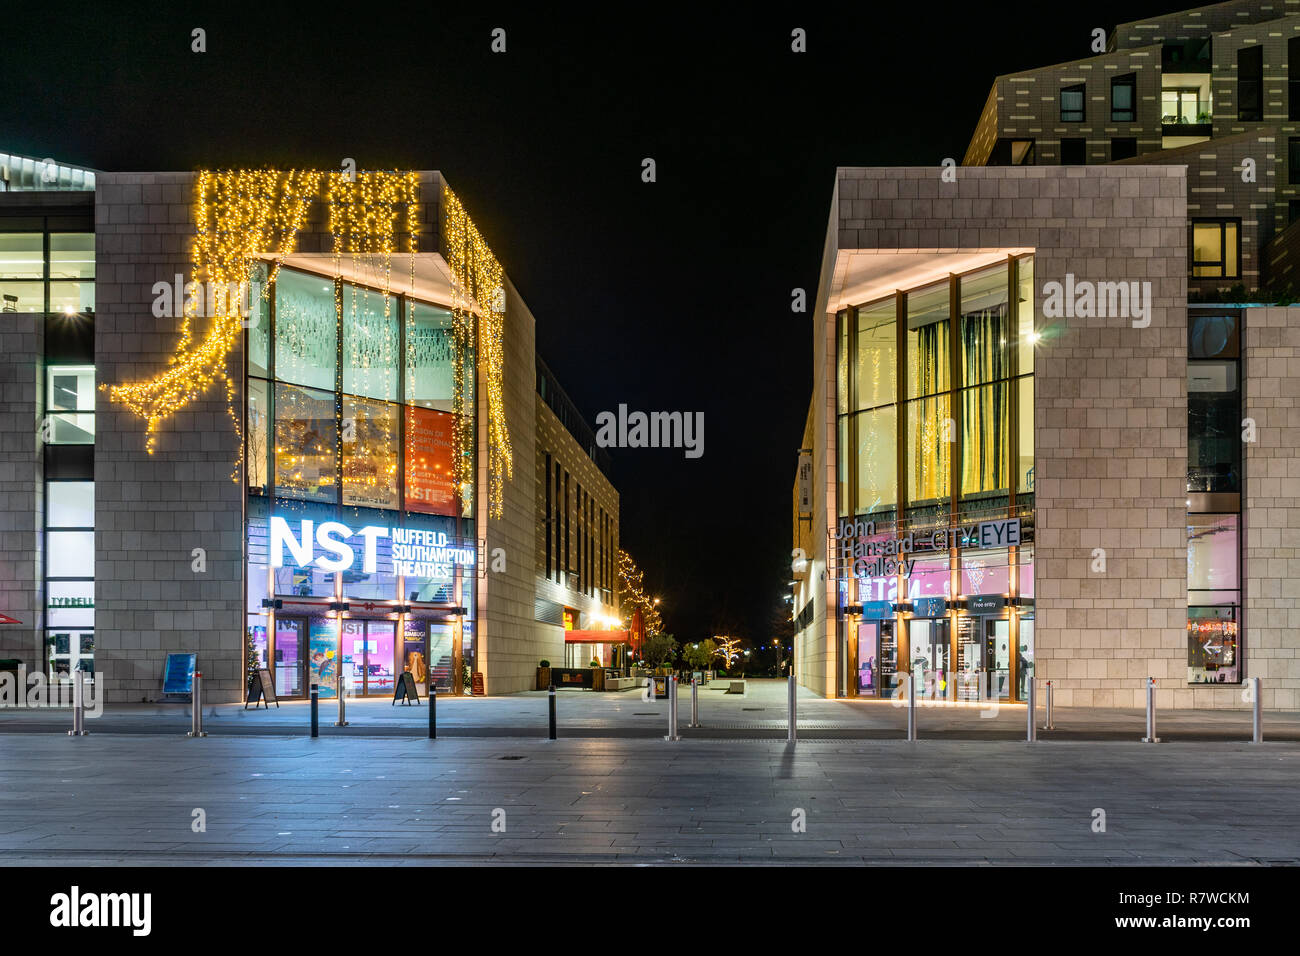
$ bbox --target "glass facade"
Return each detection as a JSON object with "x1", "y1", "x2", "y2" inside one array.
[
  {"x1": 46, "y1": 365, "x2": 95, "y2": 444},
  {"x1": 1187, "y1": 309, "x2": 1242, "y2": 684},
  {"x1": 834, "y1": 255, "x2": 1035, "y2": 701},
  {"x1": 245, "y1": 266, "x2": 477, "y2": 699},
  {"x1": 0, "y1": 231, "x2": 94, "y2": 314},
  {"x1": 46, "y1": 481, "x2": 95, "y2": 679}
]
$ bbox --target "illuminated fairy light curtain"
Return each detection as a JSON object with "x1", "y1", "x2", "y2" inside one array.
[
  {"x1": 443, "y1": 186, "x2": 513, "y2": 519},
  {"x1": 108, "y1": 169, "x2": 324, "y2": 456},
  {"x1": 959, "y1": 304, "x2": 1009, "y2": 495},
  {"x1": 329, "y1": 173, "x2": 415, "y2": 510},
  {"x1": 340, "y1": 287, "x2": 400, "y2": 509},
  {"x1": 108, "y1": 169, "x2": 421, "y2": 485},
  {"x1": 111, "y1": 169, "x2": 513, "y2": 519}
]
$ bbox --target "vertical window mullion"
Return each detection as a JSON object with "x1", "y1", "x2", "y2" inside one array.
[
  {"x1": 847, "y1": 307, "x2": 859, "y2": 517},
  {"x1": 949, "y1": 274, "x2": 960, "y2": 524},
  {"x1": 896, "y1": 292, "x2": 907, "y2": 516},
  {"x1": 397, "y1": 295, "x2": 406, "y2": 517}
]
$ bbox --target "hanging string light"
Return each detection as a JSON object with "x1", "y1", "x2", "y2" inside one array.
[
  {"x1": 107, "y1": 169, "x2": 322, "y2": 463},
  {"x1": 107, "y1": 169, "x2": 418, "y2": 479},
  {"x1": 443, "y1": 186, "x2": 513, "y2": 519},
  {"x1": 617, "y1": 549, "x2": 662, "y2": 634},
  {"x1": 109, "y1": 170, "x2": 513, "y2": 523}
]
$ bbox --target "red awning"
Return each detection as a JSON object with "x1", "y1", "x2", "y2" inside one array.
[
  {"x1": 0, "y1": 614, "x2": 19, "y2": 624},
  {"x1": 564, "y1": 629, "x2": 630, "y2": 644}
]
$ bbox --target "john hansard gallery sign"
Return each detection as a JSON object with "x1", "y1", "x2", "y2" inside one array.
[{"x1": 831, "y1": 517, "x2": 1021, "y2": 578}]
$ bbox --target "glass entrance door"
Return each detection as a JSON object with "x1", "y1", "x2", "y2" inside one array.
[
  {"x1": 401, "y1": 620, "x2": 428, "y2": 691},
  {"x1": 366, "y1": 621, "x2": 396, "y2": 694},
  {"x1": 273, "y1": 617, "x2": 306, "y2": 698},
  {"x1": 855, "y1": 620, "x2": 898, "y2": 697},
  {"x1": 985, "y1": 618, "x2": 1012, "y2": 700},
  {"x1": 908, "y1": 619, "x2": 950, "y2": 698},
  {"x1": 341, "y1": 620, "x2": 366, "y2": 697},
  {"x1": 341, "y1": 620, "x2": 398, "y2": 696},
  {"x1": 847, "y1": 621, "x2": 861, "y2": 697},
  {"x1": 427, "y1": 623, "x2": 454, "y2": 693},
  {"x1": 1017, "y1": 616, "x2": 1035, "y2": 700}
]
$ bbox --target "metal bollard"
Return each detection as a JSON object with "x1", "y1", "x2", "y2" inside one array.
[
  {"x1": 1044, "y1": 680, "x2": 1055, "y2": 730},
  {"x1": 665, "y1": 676, "x2": 679, "y2": 741},
  {"x1": 548, "y1": 684, "x2": 557, "y2": 740},
  {"x1": 1141, "y1": 676, "x2": 1160, "y2": 743},
  {"x1": 310, "y1": 682, "x2": 319, "y2": 738},
  {"x1": 187, "y1": 671, "x2": 207, "y2": 737},
  {"x1": 335, "y1": 681, "x2": 348, "y2": 727},
  {"x1": 67, "y1": 673, "x2": 88, "y2": 736},
  {"x1": 787, "y1": 674, "x2": 797, "y2": 743},
  {"x1": 1026, "y1": 676, "x2": 1037, "y2": 742},
  {"x1": 1251, "y1": 676, "x2": 1262, "y2": 744},
  {"x1": 688, "y1": 678, "x2": 700, "y2": 728},
  {"x1": 906, "y1": 673, "x2": 917, "y2": 741},
  {"x1": 429, "y1": 685, "x2": 437, "y2": 740}
]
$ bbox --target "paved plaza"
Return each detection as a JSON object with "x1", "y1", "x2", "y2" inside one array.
[
  {"x1": 0, "y1": 732, "x2": 1296, "y2": 865},
  {"x1": 1, "y1": 680, "x2": 1298, "y2": 866}
]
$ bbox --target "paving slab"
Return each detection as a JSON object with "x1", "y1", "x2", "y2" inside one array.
[{"x1": 0, "y1": 732, "x2": 1297, "y2": 865}]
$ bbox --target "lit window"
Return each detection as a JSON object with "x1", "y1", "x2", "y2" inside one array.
[
  {"x1": 45, "y1": 366, "x2": 95, "y2": 443},
  {"x1": 1191, "y1": 220, "x2": 1240, "y2": 278}
]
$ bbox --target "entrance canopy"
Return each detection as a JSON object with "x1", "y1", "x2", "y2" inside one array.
[{"x1": 564, "y1": 630, "x2": 630, "y2": 644}]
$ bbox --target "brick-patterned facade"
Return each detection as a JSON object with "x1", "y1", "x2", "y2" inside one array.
[
  {"x1": 533, "y1": 390, "x2": 619, "y2": 667},
  {"x1": 1241, "y1": 305, "x2": 1300, "y2": 712},
  {"x1": 961, "y1": 46, "x2": 1163, "y2": 168},
  {"x1": 966, "y1": 1, "x2": 1300, "y2": 293}
]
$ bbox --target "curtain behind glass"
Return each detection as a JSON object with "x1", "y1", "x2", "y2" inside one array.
[{"x1": 960, "y1": 303, "x2": 1009, "y2": 496}]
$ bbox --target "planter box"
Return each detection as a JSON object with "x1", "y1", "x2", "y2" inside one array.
[{"x1": 537, "y1": 667, "x2": 552, "y2": 690}]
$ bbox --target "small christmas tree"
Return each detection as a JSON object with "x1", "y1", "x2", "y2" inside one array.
[{"x1": 245, "y1": 629, "x2": 260, "y2": 694}]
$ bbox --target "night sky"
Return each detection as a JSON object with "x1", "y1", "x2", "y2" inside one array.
[{"x1": 3, "y1": 1, "x2": 1175, "y2": 645}]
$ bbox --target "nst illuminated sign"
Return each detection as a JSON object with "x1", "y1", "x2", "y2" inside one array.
[{"x1": 269, "y1": 516, "x2": 476, "y2": 578}]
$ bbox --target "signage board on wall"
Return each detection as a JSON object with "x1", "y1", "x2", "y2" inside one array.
[
  {"x1": 968, "y1": 594, "x2": 1006, "y2": 614},
  {"x1": 860, "y1": 600, "x2": 894, "y2": 620},
  {"x1": 797, "y1": 451, "x2": 813, "y2": 517},
  {"x1": 404, "y1": 406, "x2": 458, "y2": 515},
  {"x1": 911, "y1": 597, "x2": 947, "y2": 618}
]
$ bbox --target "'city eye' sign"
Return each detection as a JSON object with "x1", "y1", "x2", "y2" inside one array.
[
  {"x1": 269, "y1": 517, "x2": 476, "y2": 579},
  {"x1": 831, "y1": 517, "x2": 1021, "y2": 578}
]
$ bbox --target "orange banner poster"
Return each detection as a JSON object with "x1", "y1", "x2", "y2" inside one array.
[
  {"x1": 404, "y1": 406, "x2": 457, "y2": 515},
  {"x1": 631, "y1": 608, "x2": 644, "y2": 654}
]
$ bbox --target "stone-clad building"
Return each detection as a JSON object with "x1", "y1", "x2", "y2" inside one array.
[
  {"x1": 0, "y1": 152, "x2": 618, "y2": 703},
  {"x1": 792, "y1": 163, "x2": 1300, "y2": 711}
]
